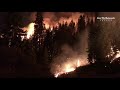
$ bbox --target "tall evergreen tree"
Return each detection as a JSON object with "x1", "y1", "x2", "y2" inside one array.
[
  {"x1": 32, "y1": 12, "x2": 44, "y2": 64},
  {"x1": 88, "y1": 20, "x2": 98, "y2": 64},
  {"x1": 77, "y1": 15, "x2": 85, "y2": 32},
  {"x1": 69, "y1": 20, "x2": 75, "y2": 34}
]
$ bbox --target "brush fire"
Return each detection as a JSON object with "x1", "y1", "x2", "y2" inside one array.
[
  {"x1": 53, "y1": 58, "x2": 89, "y2": 78},
  {"x1": 52, "y1": 58, "x2": 89, "y2": 78},
  {"x1": 106, "y1": 46, "x2": 120, "y2": 63}
]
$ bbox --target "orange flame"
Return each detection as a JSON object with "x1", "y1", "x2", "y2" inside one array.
[
  {"x1": 77, "y1": 59, "x2": 80, "y2": 67},
  {"x1": 54, "y1": 59, "x2": 89, "y2": 78},
  {"x1": 106, "y1": 46, "x2": 120, "y2": 63},
  {"x1": 45, "y1": 24, "x2": 50, "y2": 29},
  {"x1": 26, "y1": 23, "x2": 35, "y2": 39}
]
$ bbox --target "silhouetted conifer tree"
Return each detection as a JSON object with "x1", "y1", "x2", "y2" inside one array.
[
  {"x1": 32, "y1": 12, "x2": 44, "y2": 64},
  {"x1": 78, "y1": 15, "x2": 85, "y2": 32}
]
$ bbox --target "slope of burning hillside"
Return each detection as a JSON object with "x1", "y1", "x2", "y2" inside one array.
[
  {"x1": 57, "y1": 62, "x2": 120, "y2": 78},
  {"x1": 50, "y1": 27, "x2": 90, "y2": 78}
]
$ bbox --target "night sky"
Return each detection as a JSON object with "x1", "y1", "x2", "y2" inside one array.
[
  {"x1": 0, "y1": 12, "x2": 36, "y2": 32},
  {"x1": 0, "y1": 12, "x2": 9, "y2": 32}
]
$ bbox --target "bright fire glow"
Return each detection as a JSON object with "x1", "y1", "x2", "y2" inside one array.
[
  {"x1": 64, "y1": 64, "x2": 76, "y2": 73},
  {"x1": 115, "y1": 50, "x2": 120, "y2": 59},
  {"x1": 106, "y1": 46, "x2": 120, "y2": 63},
  {"x1": 26, "y1": 23, "x2": 35, "y2": 39},
  {"x1": 77, "y1": 59, "x2": 80, "y2": 67},
  {"x1": 54, "y1": 58, "x2": 89, "y2": 78},
  {"x1": 44, "y1": 23, "x2": 53, "y2": 31},
  {"x1": 110, "y1": 50, "x2": 120, "y2": 63},
  {"x1": 45, "y1": 24, "x2": 50, "y2": 29},
  {"x1": 21, "y1": 36, "x2": 25, "y2": 41}
]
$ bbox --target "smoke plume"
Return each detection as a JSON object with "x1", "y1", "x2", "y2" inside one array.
[{"x1": 50, "y1": 27, "x2": 89, "y2": 76}]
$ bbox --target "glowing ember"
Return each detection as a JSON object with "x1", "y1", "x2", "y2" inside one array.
[
  {"x1": 106, "y1": 46, "x2": 120, "y2": 63},
  {"x1": 106, "y1": 46, "x2": 115, "y2": 58},
  {"x1": 110, "y1": 50, "x2": 120, "y2": 63},
  {"x1": 115, "y1": 50, "x2": 120, "y2": 59},
  {"x1": 55, "y1": 73, "x2": 60, "y2": 78},
  {"x1": 26, "y1": 23, "x2": 35, "y2": 39},
  {"x1": 50, "y1": 27, "x2": 53, "y2": 31},
  {"x1": 21, "y1": 36, "x2": 25, "y2": 41}
]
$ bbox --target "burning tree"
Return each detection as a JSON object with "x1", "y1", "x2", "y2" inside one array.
[{"x1": 69, "y1": 20, "x2": 75, "y2": 35}]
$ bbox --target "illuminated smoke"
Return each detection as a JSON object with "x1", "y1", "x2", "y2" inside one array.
[
  {"x1": 52, "y1": 45, "x2": 89, "y2": 78},
  {"x1": 51, "y1": 27, "x2": 90, "y2": 78},
  {"x1": 58, "y1": 12, "x2": 83, "y2": 25},
  {"x1": 21, "y1": 12, "x2": 95, "y2": 39},
  {"x1": 99, "y1": 12, "x2": 120, "y2": 63},
  {"x1": 43, "y1": 12, "x2": 93, "y2": 30}
]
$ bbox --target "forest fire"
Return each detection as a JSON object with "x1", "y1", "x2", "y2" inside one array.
[
  {"x1": 44, "y1": 24, "x2": 54, "y2": 31},
  {"x1": 21, "y1": 22, "x2": 35, "y2": 39},
  {"x1": 106, "y1": 46, "x2": 120, "y2": 63},
  {"x1": 54, "y1": 58, "x2": 89, "y2": 78},
  {"x1": 110, "y1": 49, "x2": 120, "y2": 63},
  {"x1": 44, "y1": 24, "x2": 50, "y2": 29},
  {"x1": 2, "y1": 12, "x2": 120, "y2": 78},
  {"x1": 21, "y1": 12, "x2": 91, "y2": 78},
  {"x1": 22, "y1": 12, "x2": 95, "y2": 39},
  {"x1": 26, "y1": 23, "x2": 35, "y2": 39}
]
